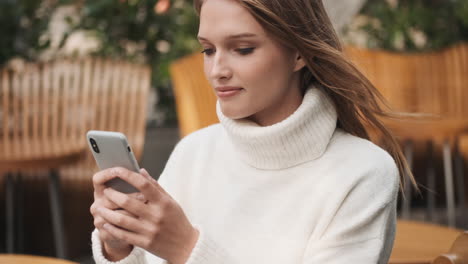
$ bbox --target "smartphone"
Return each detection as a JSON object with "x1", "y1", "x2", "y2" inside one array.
[{"x1": 87, "y1": 130, "x2": 140, "y2": 193}]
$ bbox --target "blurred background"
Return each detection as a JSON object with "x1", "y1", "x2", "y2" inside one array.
[{"x1": 0, "y1": 0, "x2": 468, "y2": 263}]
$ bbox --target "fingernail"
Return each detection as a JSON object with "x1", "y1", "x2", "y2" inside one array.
[{"x1": 103, "y1": 223, "x2": 111, "y2": 229}]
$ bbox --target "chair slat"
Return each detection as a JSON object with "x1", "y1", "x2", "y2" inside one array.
[
  {"x1": 42, "y1": 64, "x2": 51, "y2": 155},
  {"x1": 90, "y1": 59, "x2": 102, "y2": 130},
  {"x1": 1, "y1": 70, "x2": 10, "y2": 158},
  {"x1": 31, "y1": 65, "x2": 40, "y2": 156},
  {"x1": 11, "y1": 71, "x2": 21, "y2": 157},
  {"x1": 60, "y1": 60, "x2": 71, "y2": 148},
  {"x1": 21, "y1": 65, "x2": 31, "y2": 158},
  {"x1": 80, "y1": 58, "x2": 92, "y2": 138},
  {"x1": 126, "y1": 63, "x2": 140, "y2": 136},
  {"x1": 116, "y1": 62, "x2": 128, "y2": 133}
]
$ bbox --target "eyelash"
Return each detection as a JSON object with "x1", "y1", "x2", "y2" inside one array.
[{"x1": 201, "y1": 47, "x2": 255, "y2": 56}]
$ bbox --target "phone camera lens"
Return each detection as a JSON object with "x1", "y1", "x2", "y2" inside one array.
[{"x1": 89, "y1": 138, "x2": 100, "y2": 153}]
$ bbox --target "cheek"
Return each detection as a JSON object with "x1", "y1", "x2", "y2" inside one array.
[
  {"x1": 203, "y1": 59, "x2": 212, "y2": 80},
  {"x1": 238, "y1": 51, "x2": 293, "y2": 91},
  {"x1": 236, "y1": 55, "x2": 276, "y2": 85}
]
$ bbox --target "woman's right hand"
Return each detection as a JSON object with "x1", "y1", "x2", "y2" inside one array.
[{"x1": 90, "y1": 169, "x2": 142, "y2": 261}]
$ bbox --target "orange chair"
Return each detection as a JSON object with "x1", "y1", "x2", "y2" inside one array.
[
  {"x1": 169, "y1": 53, "x2": 217, "y2": 138},
  {"x1": 345, "y1": 45, "x2": 468, "y2": 227},
  {"x1": 390, "y1": 220, "x2": 462, "y2": 264}
]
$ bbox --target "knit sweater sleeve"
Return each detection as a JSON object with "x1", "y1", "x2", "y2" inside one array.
[
  {"x1": 91, "y1": 220, "x2": 236, "y2": 264},
  {"x1": 92, "y1": 229, "x2": 148, "y2": 264},
  {"x1": 302, "y1": 156, "x2": 399, "y2": 264}
]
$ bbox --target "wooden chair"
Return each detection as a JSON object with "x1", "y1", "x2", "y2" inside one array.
[
  {"x1": 0, "y1": 254, "x2": 78, "y2": 264},
  {"x1": 345, "y1": 45, "x2": 468, "y2": 227},
  {"x1": 0, "y1": 61, "x2": 88, "y2": 258},
  {"x1": 431, "y1": 231, "x2": 468, "y2": 264},
  {"x1": 169, "y1": 53, "x2": 217, "y2": 138},
  {"x1": 0, "y1": 58, "x2": 151, "y2": 259},
  {"x1": 390, "y1": 220, "x2": 463, "y2": 264}
]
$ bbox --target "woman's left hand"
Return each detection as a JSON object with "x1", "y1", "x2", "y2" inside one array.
[{"x1": 94, "y1": 167, "x2": 199, "y2": 264}]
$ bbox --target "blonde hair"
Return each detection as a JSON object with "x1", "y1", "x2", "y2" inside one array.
[{"x1": 194, "y1": 0, "x2": 417, "y2": 192}]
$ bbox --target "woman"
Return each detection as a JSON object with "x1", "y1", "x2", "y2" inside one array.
[{"x1": 90, "y1": 0, "x2": 416, "y2": 263}]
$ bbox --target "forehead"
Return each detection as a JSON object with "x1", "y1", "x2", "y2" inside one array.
[{"x1": 198, "y1": 0, "x2": 267, "y2": 40}]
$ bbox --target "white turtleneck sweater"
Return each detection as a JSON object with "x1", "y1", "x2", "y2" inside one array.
[{"x1": 92, "y1": 87, "x2": 399, "y2": 264}]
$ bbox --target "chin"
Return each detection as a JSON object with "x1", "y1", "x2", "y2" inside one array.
[{"x1": 219, "y1": 103, "x2": 251, "y2": 120}]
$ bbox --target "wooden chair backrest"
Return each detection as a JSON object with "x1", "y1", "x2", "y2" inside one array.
[
  {"x1": 432, "y1": 231, "x2": 468, "y2": 264},
  {"x1": 0, "y1": 58, "x2": 150, "y2": 159},
  {"x1": 0, "y1": 57, "x2": 151, "y2": 179},
  {"x1": 169, "y1": 53, "x2": 217, "y2": 138},
  {"x1": 0, "y1": 61, "x2": 86, "y2": 161},
  {"x1": 345, "y1": 44, "x2": 468, "y2": 119},
  {"x1": 57, "y1": 58, "x2": 151, "y2": 180},
  {"x1": 79, "y1": 58, "x2": 151, "y2": 159}
]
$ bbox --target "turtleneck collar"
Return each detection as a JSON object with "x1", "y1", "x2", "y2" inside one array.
[{"x1": 217, "y1": 86, "x2": 338, "y2": 170}]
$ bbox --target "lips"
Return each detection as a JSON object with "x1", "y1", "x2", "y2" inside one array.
[
  {"x1": 215, "y1": 86, "x2": 243, "y2": 98},
  {"x1": 215, "y1": 86, "x2": 242, "y2": 92}
]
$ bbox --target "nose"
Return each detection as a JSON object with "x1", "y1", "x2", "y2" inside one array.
[{"x1": 209, "y1": 51, "x2": 232, "y2": 81}]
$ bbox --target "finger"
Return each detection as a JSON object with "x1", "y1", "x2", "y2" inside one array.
[
  {"x1": 115, "y1": 208, "x2": 139, "y2": 218},
  {"x1": 93, "y1": 213, "x2": 107, "y2": 229},
  {"x1": 111, "y1": 167, "x2": 160, "y2": 201},
  {"x1": 128, "y1": 192, "x2": 147, "y2": 203},
  {"x1": 103, "y1": 188, "x2": 145, "y2": 217},
  {"x1": 98, "y1": 206, "x2": 146, "y2": 234},
  {"x1": 93, "y1": 214, "x2": 127, "y2": 247},
  {"x1": 93, "y1": 208, "x2": 123, "y2": 232},
  {"x1": 93, "y1": 168, "x2": 121, "y2": 193},
  {"x1": 91, "y1": 197, "x2": 119, "y2": 213},
  {"x1": 139, "y1": 168, "x2": 169, "y2": 197},
  {"x1": 95, "y1": 216, "x2": 125, "y2": 246},
  {"x1": 102, "y1": 223, "x2": 150, "y2": 250}
]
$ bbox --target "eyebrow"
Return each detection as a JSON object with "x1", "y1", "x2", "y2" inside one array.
[{"x1": 197, "y1": 33, "x2": 258, "y2": 41}]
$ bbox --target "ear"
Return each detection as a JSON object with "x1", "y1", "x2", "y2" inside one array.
[{"x1": 293, "y1": 52, "x2": 306, "y2": 72}]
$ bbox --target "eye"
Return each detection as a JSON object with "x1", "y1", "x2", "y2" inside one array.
[
  {"x1": 201, "y1": 48, "x2": 215, "y2": 56},
  {"x1": 236, "y1": 47, "x2": 255, "y2": 55}
]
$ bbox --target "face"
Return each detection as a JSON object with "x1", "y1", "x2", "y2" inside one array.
[{"x1": 197, "y1": 0, "x2": 305, "y2": 126}]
